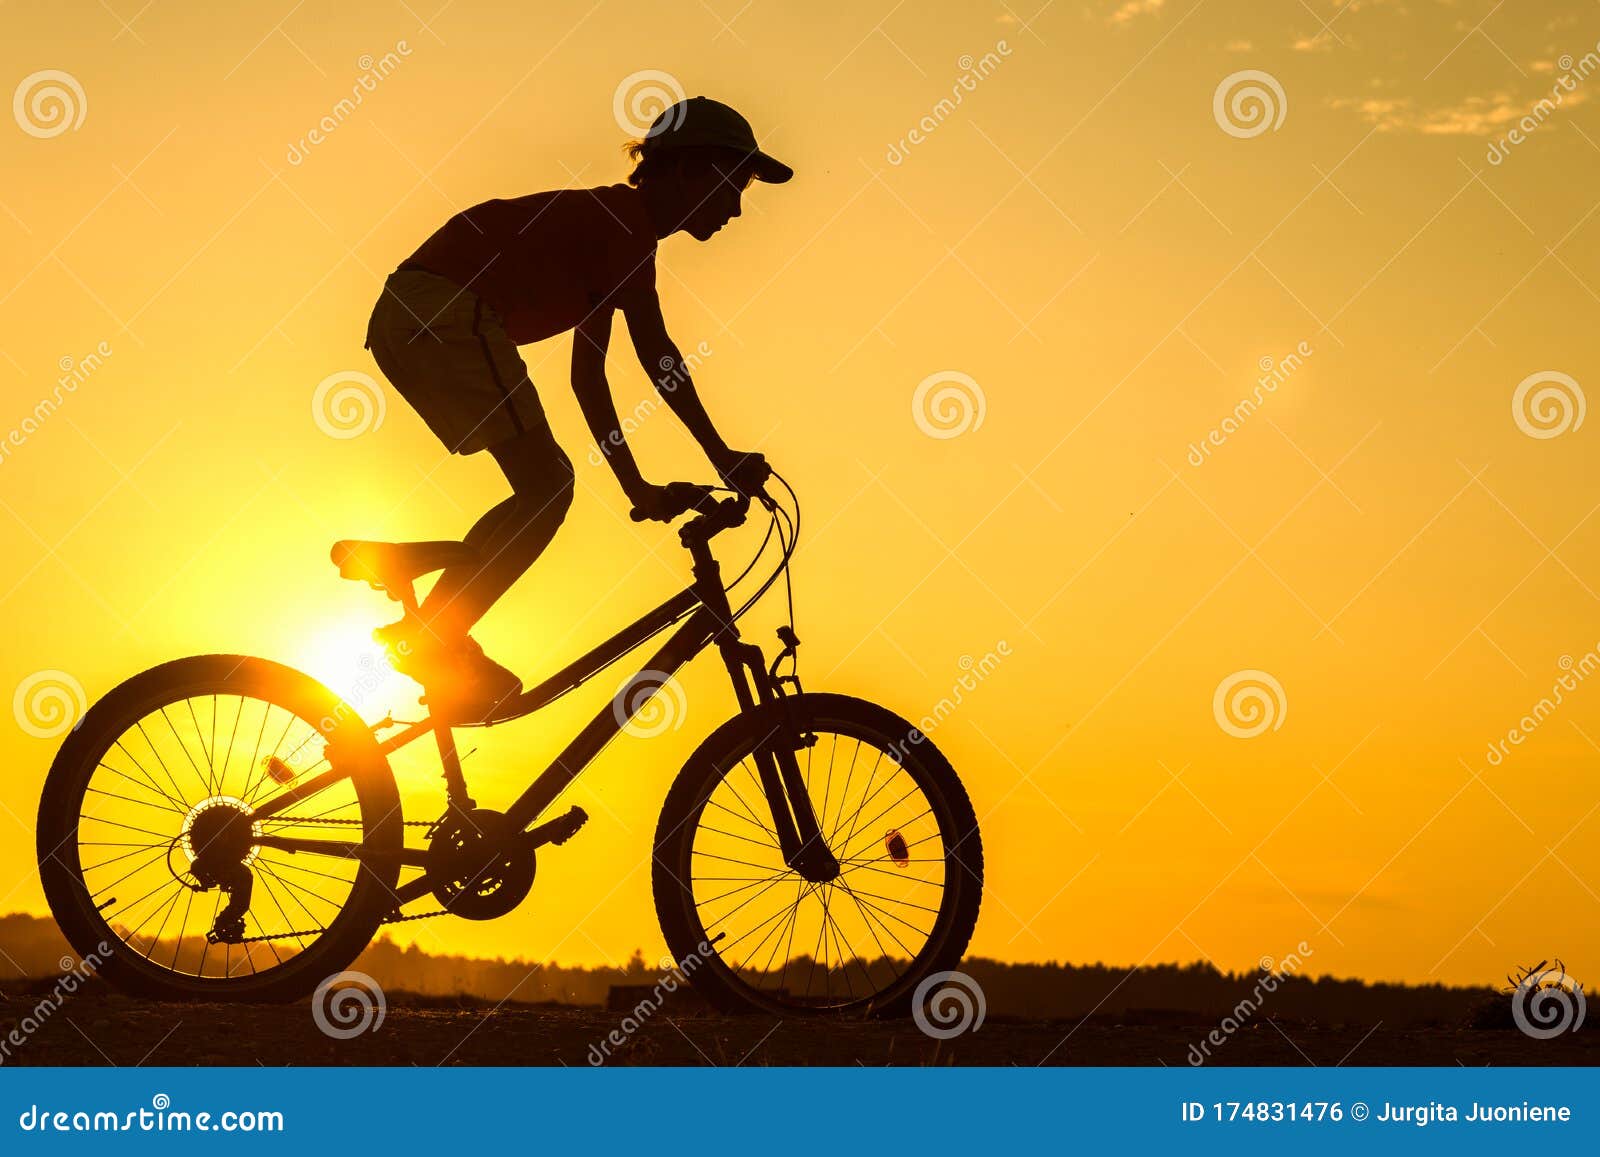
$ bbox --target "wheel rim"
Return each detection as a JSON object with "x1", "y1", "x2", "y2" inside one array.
[
  {"x1": 67, "y1": 692, "x2": 369, "y2": 982},
  {"x1": 680, "y1": 724, "x2": 958, "y2": 1011}
]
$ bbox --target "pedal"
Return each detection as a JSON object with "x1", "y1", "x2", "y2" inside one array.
[{"x1": 524, "y1": 806, "x2": 588, "y2": 849}]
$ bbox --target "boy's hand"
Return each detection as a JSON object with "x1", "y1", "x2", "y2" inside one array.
[
  {"x1": 625, "y1": 481, "x2": 674, "y2": 522},
  {"x1": 713, "y1": 449, "x2": 772, "y2": 499},
  {"x1": 628, "y1": 481, "x2": 724, "y2": 522}
]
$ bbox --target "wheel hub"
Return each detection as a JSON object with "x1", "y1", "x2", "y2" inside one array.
[{"x1": 181, "y1": 795, "x2": 260, "y2": 881}]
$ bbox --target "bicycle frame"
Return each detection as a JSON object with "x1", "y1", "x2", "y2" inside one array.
[
  {"x1": 253, "y1": 500, "x2": 840, "y2": 906},
  {"x1": 373, "y1": 582, "x2": 707, "y2": 829}
]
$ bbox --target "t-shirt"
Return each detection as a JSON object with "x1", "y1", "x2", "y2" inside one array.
[{"x1": 401, "y1": 184, "x2": 657, "y2": 344}]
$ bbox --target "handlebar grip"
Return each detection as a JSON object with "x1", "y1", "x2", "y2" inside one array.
[{"x1": 631, "y1": 482, "x2": 716, "y2": 522}]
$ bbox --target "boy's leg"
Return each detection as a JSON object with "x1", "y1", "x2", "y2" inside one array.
[{"x1": 417, "y1": 428, "x2": 576, "y2": 640}]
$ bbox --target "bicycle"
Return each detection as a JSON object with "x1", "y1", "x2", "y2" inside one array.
[{"x1": 37, "y1": 475, "x2": 983, "y2": 1014}]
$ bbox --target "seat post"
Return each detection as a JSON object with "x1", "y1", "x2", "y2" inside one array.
[
  {"x1": 392, "y1": 581, "x2": 474, "y2": 812},
  {"x1": 395, "y1": 580, "x2": 419, "y2": 616},
  {"x1": 434, "y1": 722, "x2": 475, "y2": 812}
]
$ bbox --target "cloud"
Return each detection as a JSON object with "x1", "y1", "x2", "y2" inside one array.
[
  {"x1": 1292, "y1": 0, "x2": 1411, "y2": 51},
  {"x1": 1293, "y1": 34, "x2": 1337, "y2": 53},
  {"x1": 1330, "y1": 87, "x2": 1590, "y2": 135},
  {"x1": 1108, "y1": 0, "x2": 1164, "y2": 26}
]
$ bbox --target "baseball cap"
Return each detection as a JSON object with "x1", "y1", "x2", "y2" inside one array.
[{"x1": 642, "y1": 96, "x2": 793, "y2": 184}]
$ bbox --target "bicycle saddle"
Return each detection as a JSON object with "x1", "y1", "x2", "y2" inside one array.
[{"x1": 330, "y1": 539, "x2": 479, "y2": 590}]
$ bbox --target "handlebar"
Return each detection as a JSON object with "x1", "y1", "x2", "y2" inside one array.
[
  {"x1": 629, "y1": 481, "x2": 760, "y2": 546},
  {"x1": 628, "y1": 481, "x2": 718, "y2": 523}
]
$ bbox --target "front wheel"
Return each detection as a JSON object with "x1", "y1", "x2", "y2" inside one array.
[{"x1": 653, "y1": 692, "x2": 983, "y2": 1015}]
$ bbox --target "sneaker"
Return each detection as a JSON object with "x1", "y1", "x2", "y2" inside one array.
[{"x1": 375, "y1": 621, "x2": 523, "y2": 722}]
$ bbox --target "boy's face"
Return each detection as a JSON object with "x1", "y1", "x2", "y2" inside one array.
[{"x1": 676, "y1": 161, "x2": 754, "y2": 241}]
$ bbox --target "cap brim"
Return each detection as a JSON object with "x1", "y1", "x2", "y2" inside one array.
[{"x1": 749, "y1": 151, "x2": 793, "y2": 184}]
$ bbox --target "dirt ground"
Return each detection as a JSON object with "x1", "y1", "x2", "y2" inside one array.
[{"x1": 3, "y1": 987, "x2": 1597, "y2": 1066}]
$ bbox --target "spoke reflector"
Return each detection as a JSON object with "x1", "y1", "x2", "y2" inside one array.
[{"x1": 884, "y1": 828, "x2": 910, "y2": 867}]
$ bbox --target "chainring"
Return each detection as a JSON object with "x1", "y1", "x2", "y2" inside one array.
[{"x1": 425, "y1": 807, "x2": 536, "y2": 920}]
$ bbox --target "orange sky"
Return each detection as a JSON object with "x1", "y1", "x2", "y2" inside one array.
[{"x1": 3, "y1": 0, "x2": 1600, "y2": 986}]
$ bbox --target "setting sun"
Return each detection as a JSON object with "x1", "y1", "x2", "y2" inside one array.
[{"x1": 292, "y1": 619, "x2": 412, "y2": 719}]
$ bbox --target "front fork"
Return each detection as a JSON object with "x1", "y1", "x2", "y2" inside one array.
[{"x1": 716, "y1": 630, "x2": 839, "y2": 883}]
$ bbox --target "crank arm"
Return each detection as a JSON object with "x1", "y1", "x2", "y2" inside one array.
[
  {"x1": 383, "y1": 806, "x2": 590, "y2": 916},
  {"x1": 520, "y1": 805, "x2": 588, "y2": 850}
]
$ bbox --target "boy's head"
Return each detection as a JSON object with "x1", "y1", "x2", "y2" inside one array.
[{"x1": 626, "y1": 96, "x2": 791, "y2": 242}]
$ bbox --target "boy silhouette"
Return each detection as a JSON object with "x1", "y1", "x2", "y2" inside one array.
[{"x1": 363, "y1": 96, "x2": 788, "y2": 717}]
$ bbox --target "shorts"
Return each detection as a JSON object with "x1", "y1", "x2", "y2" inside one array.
[{"x1": 365, "y1": 268, "x2": 559, "y2": 456}]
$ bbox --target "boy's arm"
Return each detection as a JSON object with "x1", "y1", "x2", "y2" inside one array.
[
  {"x1": 620, "y1": 287, "x2": 771, "y2": 495},
  {"x1": 571, "y1": 308, "x2": 657, "y2": 508}
]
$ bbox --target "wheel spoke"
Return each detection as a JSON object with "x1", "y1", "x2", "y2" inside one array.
[
  {"x1": 89, "y1": 843, "x2": 171, "y2": 900},
  {"x1": 83, "y1": 842, "x2": 175, "y2": 875},
  {"x1": 101, "y1": 751, "x2": 189, "y2": 814},
  {"x1": 133, "y1": 722, "x2": 194, "y2": 813},
  {"x1": 703, "y1": 795, "x2": 776, "y2": 839},
  {"x1": 59, "y1": 680, "x2": 382, "y2": 984},
  {"x1": 161, "y1": 705, "x2": 211, "y2": 799}
]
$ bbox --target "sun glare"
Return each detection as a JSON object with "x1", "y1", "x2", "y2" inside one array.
[{"x1": 294, "y1": 620, "x2": 416, "y2": 718}]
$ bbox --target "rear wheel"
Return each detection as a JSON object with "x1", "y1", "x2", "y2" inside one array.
[
  {"x1": 37, "y1": 655, "x2": 402, "y2": 1001},
  {"x1": 653, "y1": 692, "x2": 983, "y2": 1015}
]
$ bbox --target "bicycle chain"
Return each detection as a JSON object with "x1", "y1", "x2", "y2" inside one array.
[
  {"x1": 227, "y1": 815, "x2": 447, "y2": 944},
  {"x1": 262, "y1": 815, "x2": 436, "y2": 829}
]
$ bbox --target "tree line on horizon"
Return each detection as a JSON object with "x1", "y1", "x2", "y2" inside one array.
[{"x1": 0, "y1": 912, "x2": 1496, "y2": 1025}]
